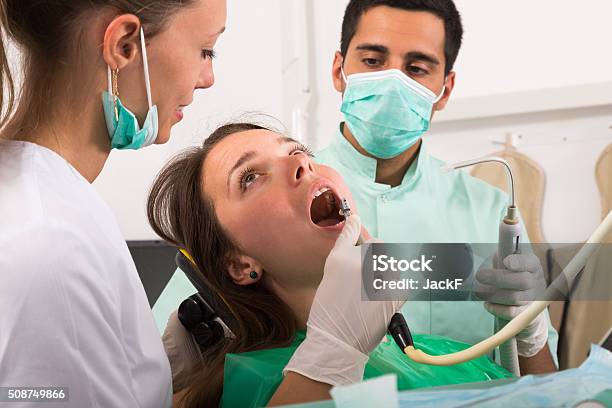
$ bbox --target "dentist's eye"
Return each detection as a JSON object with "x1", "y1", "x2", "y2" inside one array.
[
  {"x1": 407, "y1": 65, "x2": 427, "y2": 75},
  {"x1": 238, "y1": 167, "x2": 261, "y2": 192},
  {"x1": 363, "y1": 58, "x2": 381, "y2": 67},
  {"x1": 202, "y1": 49, "x2": 216, "y2": 60},
  {"x1": 290, "y1": 143, "x2": 315, "y2": 158}
]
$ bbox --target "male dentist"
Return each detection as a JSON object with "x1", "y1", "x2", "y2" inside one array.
[{"x1": 315, "y1": 0, "x2": 557, "y2": 374}]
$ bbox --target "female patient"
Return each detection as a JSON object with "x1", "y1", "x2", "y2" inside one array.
[{"x1": 147, "y1": 122, "x2": 510, "y2": 407}]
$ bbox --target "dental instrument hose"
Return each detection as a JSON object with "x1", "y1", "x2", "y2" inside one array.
[
  {"x1": 400, "y1": 209, "x2": 612, "y2": 367},
  {"x1": 443, "y1": 157, "x2": 522, "y2": 375}
]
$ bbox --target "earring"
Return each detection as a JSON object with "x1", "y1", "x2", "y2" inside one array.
[
  {"x1": 249, "y1": 271, "x2": 258, "y2": 279},
  {"x1": 111, "y1": 67, "x2": 120, "y2": 121}
]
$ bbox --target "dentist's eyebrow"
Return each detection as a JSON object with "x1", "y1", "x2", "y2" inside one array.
[
  {"x1": 355, "y1": 43, "x2": 389, "y2": 55},
  {"x1": 404, "y1": 51, "x2": 440, "y2": 66},
  {"x1": 227, "y1": 150, "x2": 257, "y2": 192}
]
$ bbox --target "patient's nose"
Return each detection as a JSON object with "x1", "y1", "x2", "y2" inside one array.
[{"x1": 290, "y1": 153, "x2": 315, "y2": 186}]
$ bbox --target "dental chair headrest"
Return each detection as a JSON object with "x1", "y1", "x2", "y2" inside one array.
[{"x1": 175, "y1": 251, "x2": 235, "y2": 350}]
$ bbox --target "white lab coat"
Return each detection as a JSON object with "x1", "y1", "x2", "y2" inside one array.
[{"x1": 0, "y1": 140, "x2": 172, "y2": 407}]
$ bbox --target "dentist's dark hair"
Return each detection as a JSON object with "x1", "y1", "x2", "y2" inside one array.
[
  {"x1": 0, "y1": 0, "x2": 196, "y2": 136},
  {"x1": 147, "y1": 122, "x2": 298, "y2": 407},
  {"x1": 340, "y1": 0, "x2": 463, "y2": 75}
]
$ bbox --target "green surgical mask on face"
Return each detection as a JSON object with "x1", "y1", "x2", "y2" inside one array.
[
  {"x1": 102, "y1": 27, "x2": 159, "y2": 150},
  {"x1": 340, "y1": 68, "x2": 445, "y2": 159}
]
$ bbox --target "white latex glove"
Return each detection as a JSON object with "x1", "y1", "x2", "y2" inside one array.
[
  {"x1": 475, "y1": 252, "x2": 549, "y2": 357},
  {"x1": 284, "y1": 215, "x2": 405, "y2": 385}
]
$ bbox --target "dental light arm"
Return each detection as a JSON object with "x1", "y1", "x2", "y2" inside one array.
[{"x1": 403, "y1": 209, "x2": 612, "y2": 366}]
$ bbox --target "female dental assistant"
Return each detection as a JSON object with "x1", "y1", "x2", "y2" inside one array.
[{"x1": 0, "y1": 1, "x2": 226, "y2": 407}]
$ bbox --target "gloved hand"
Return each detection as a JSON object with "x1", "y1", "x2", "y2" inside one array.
[
  {"x1": 284, "y1": 214, "x2": 405, "y2": 385},
  {"x1": 475, "y1": 252, "x2": 549, "y2": 357}
]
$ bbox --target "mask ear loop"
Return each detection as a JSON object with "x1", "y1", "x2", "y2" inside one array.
[
  {"x1": 433, "y1": 78, "x2": 447, "y2": 104},
  {"x1": 340, "y1": 66, "x2": 348, "y2": 84},
  {"x1": 139, "y1": 27, "x2": 153, "y2": 109}
]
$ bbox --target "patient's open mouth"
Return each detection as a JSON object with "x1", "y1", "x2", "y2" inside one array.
[{"x1": 310, "y1": 187, "x2": 344, "y2": 227}]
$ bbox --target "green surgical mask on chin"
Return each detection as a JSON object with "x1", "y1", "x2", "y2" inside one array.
[
  {"x1": 102, "y1": 27, "x2": 159, "y2": 150},
  {"x1": 340, "y1": 68, "x2": 445, "y2": 159}
]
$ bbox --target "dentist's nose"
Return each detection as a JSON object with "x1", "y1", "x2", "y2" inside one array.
[{"x1": 290, "y1": 153, "x2": 315, "y2": 186}]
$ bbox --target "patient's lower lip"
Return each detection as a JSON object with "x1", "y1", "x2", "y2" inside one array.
[{"x1": 316, "y1": 219, "x2": 345, "y2": 232}]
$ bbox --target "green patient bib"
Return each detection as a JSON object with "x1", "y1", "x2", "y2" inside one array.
[{"x1": 220, "y1": 331, "x2": 512, "y2": 407}]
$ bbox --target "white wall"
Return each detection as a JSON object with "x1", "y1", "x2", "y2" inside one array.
[
  {"x1": 452, "y1": 1, "x2": 612, "y2": 98},
  {"x1": 426, "y1": 108, "x2": 612, "y2": 243},
  {"x1": 28, "y1": 0, "x2": 610, "y2": 242}
]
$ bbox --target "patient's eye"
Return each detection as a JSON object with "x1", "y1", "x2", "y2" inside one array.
[
  {"x1": 289, "y1": 143, "x2": 315, "y2": 157},
  {"x1": 239, "y1": 167, "x2": 260, "y2": 192}
]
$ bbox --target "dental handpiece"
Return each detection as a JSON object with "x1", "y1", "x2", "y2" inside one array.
[
  {"x1": 443, "y1": 156, "x2": 522, "y2": 375},
  {"x1": 497, "y1": 208, "x2": 522, "y2": 376},
  {"x1": 339, "y1": 198, "x2": 364, "y2": 245},
  {"x1": 339, "y1": 198, "x2": 352, "y2": 218}
]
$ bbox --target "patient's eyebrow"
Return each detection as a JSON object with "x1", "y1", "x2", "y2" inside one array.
[
  {"x1": 277, "y1": 136, "x2": 297, "y2": 145},
  {"x1": 227, "y1": 150, "x2": 257, "y2": 192}
]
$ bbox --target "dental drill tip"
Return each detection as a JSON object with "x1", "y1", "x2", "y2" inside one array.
[{"x1": 339, "y1": 198, "x2": 352, "y2": 218}]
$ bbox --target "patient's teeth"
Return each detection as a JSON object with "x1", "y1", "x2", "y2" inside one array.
[{"x1": 313, "y1": 186, "x2": 330, "y2": 199}]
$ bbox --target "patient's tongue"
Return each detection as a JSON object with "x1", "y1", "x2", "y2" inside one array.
[
  {"x1": 317, "y1": 218, "x2": 339, "y2": 227},
  {"x1": 311, "y1": 193, "x2": 330, "y2": 224}
]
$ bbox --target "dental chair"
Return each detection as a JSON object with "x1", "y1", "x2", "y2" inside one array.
[
  {"x1": 175, "y1": 251, "x2": 234, "y2": 350},
  {"x1": 162, "y1": 251, "x2": 235, "y2": 391}
]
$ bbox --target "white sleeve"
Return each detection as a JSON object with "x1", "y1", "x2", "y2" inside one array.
[{"x1": 0, "y1": 222, "x2": 141, "y2": 408}]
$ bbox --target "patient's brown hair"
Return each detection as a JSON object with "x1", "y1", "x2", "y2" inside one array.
[{"x1": 147, "y1": 122, "x2": 297, "y2": 407}]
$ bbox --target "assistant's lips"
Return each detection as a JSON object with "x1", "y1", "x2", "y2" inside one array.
[{"x1": 175, "y1": 104, "x2": 190, "y2": 122}]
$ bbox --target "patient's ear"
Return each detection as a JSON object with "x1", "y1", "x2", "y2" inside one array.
[{"x1": 227, "y1": 254, "x2": 264, "y2": 286}]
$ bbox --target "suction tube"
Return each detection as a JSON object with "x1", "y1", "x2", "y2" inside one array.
[{"x1": 403, "y1": 210, "x2": 612, "y2": 366}]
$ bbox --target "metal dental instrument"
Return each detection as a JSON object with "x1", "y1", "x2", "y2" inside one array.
[
  {"x1": 339, "y1": 198, "x2": 365, "y2": 245},
  {"x1": 339, "y1": 198, "x2": 352, "y2": 218},
  {"x1": 442, "y1": 156, "x2": 522, "y2": 375}
]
